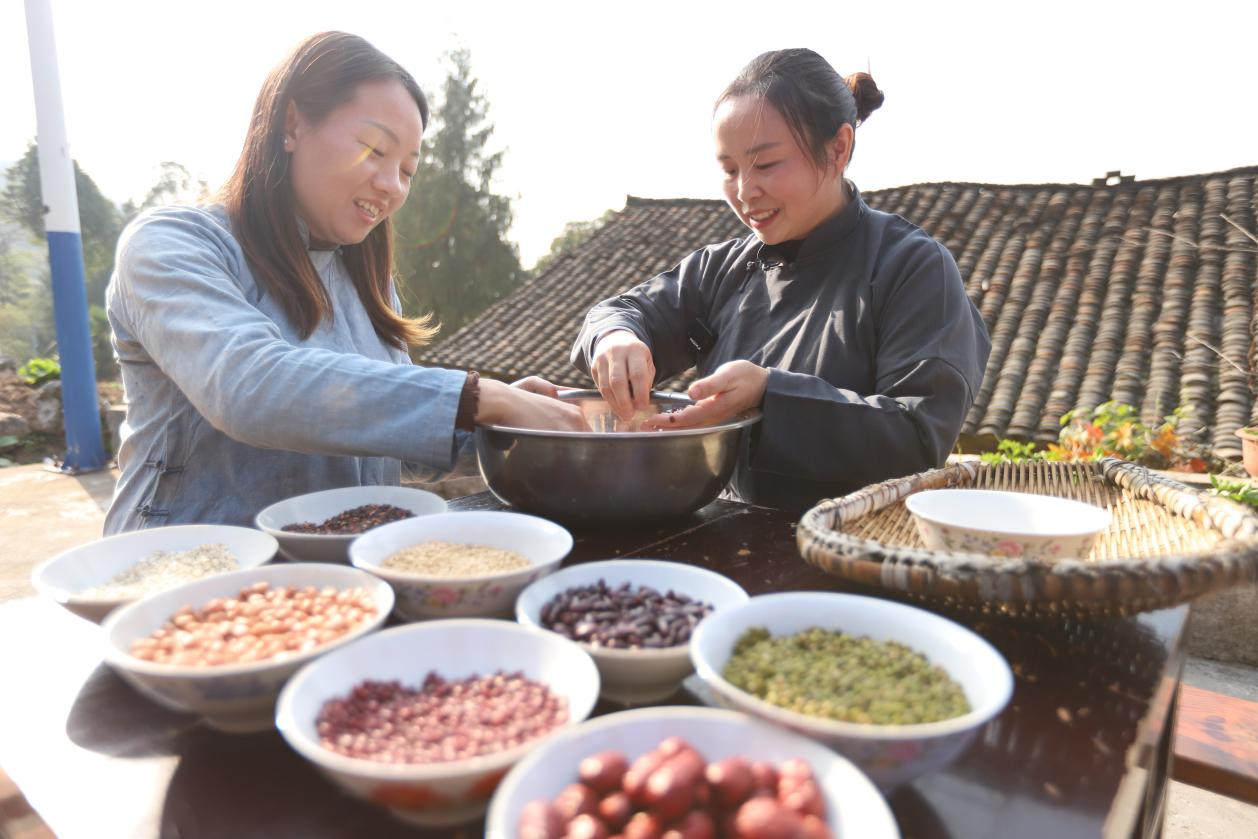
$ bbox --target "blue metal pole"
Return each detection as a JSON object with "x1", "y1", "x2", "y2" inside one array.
[{"x1": 23, "y1": 0, "x2": 107, "y2": 473}]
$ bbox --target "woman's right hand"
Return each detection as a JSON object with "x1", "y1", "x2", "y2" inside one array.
[
  {"x1": 475, "y1": 379, "x2": 586, "y2": 431},
  {"x1": 591, "y1": 329, "x2": 656, "y2": 421}
]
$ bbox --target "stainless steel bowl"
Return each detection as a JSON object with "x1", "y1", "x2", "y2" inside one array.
[{"x1": 474, "y1": 390, "x2": 761, "y2": 524}]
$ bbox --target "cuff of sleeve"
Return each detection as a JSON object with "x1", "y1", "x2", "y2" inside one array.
[{"x1": 455, "y1": 370, "x2": 480, "y2": 431}]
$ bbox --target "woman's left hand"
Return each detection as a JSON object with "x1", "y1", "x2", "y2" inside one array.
[
  {"x1": 511, "y1": 376, "x2": 568, "y2": 398},
  {"x1": 641, "y1": 361, "x2": 769, "y2": 430}
]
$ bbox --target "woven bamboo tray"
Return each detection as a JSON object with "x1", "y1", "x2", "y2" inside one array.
[{"x1": 796, "y1": 458, "x2": 1258, "y2": 618}]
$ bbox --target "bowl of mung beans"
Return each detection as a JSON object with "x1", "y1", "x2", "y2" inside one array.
[
  {"x1": 349, "y1": 511, "x2": 573, "y2": 621},
  {"x1": 101, "y1": 562, "x2": 394, "y2": 733},
  {"x1": 275, "y1": 618, "x2": 600, "y2": 827},
  {"x1": 516, "y1": 559, "x2": 749, "y2": 704},
  {"x1": 255, "y1": 485, "x2": 448, "y2": 563},
  {"x1": 31, "y1": 524, "x2": 279, "y2": 623},
  {"x1": 689, "y1": 592, "x2": 1013, "y2": 791}
]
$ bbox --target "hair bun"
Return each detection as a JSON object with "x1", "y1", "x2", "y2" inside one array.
[{"x1": 845, "y1": 72, "x2": 884, "y2": 125}]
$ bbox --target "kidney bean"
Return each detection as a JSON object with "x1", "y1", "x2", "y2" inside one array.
[
  {"x1": 799, "y1": 814, "x2": 834, "y2": 839},
  {"x1": 598, "y1": 792, "x2": 633, "y2": 830},
  {"x1": 624, "y1": 749, "x2": 669, "y2": 805},
  {"x1": 705, "y1": 757, "x2": 754, "y2": 809},
  {"x1": 622, "y1": 812, "x2": 664, "y2": 839},
  {"x1": 779, "y1": 778, "x2": 825, "y2": 819},
  {"x1": 281, "y1": 503, "x2": 415, "y2": 534},
  {"x1": 519, "y1": 800, "x2": 566, "y2": 839},
  {"x1": 556, "y1": 783, "x2": 599, "y2": 821},
  {"x1": 734, "y1": 798, "x2": 805, "y2": 839},
  {"x1": 644, "y1": 750, "x2": 705, "y2": 822},
  {"x1": 748, "y1": 762, "x2": 780, "y2": 798},
  {"x1": 580, "y1": 750, "x2": 630, "y2": 794},
  {"x1": 566, "y1": 813, "x2": 610, "y2": 839},
  {"x1": 661, "y1": 810, "x2": 716, "y2": 839}
]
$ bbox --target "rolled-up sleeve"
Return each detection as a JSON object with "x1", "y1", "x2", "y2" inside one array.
[{"x1": 111, "y1": 211, "x2": 466, "y2": 469}]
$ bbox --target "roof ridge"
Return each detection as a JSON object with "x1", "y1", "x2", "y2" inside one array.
[{"x1": 622, "y1": 165, "x2": 1258, "y2": 207}]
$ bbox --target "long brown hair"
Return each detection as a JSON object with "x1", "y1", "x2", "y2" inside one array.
[
  {"x1": 217, "y1": 31, "x2": 437, "y2": 348},
  {"x1": 718, "y1": 49, "x2": 885, "y2": 171}
]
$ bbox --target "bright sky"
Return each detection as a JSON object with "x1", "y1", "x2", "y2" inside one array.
[{"x1": 2, "y1": 0, "x2": 1255, "y2": 267}]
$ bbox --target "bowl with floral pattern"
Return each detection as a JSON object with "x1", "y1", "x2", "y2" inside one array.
[
  {"x1": 348, "y1": 511, "x2": 572, "y2": 621},
  {"x1": 904, "y1": 489, "x2": 1111, "y2": 561}
]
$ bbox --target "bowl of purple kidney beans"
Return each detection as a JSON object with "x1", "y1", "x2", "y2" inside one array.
[{"x1": 516, "y1": 560, "x2": 749, "y2": 704}]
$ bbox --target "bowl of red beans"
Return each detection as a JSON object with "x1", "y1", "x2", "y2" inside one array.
[
  {"x1": 100, "y1": 562, "x2": 394, "y2": 733},
  {"x1": 516, "y1": 559, "x2": 748, "y2": 704},
  {"x1": 485, "y1": 706, "x2": 900, "y2": 839},
  {"x1": 255, "y1": 485, "x2": 448, "y2": 563},
  {"x1": 275, "y1": 619, "x2": 600, "y2": 827}
]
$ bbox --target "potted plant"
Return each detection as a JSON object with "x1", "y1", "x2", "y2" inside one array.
[{"x1": 1236, "y1": 428, "x2": 1258, "y2": 478}]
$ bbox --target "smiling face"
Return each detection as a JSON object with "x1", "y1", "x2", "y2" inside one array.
[
  {"x1": 285, "y1": 78, "x2": 423, "y2": 247},
  {"x1": 714, "y1": 94, "x2": 851, "y2": 245}
]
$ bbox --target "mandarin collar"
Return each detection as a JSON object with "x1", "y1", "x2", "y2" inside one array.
[{"x1": 756, "y1": 180, "x2": 865, "y2": 266}]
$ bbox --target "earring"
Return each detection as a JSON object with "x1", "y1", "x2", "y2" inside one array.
[{"x1": 284, "y1": 138, "x2": 294, "y2": 151}]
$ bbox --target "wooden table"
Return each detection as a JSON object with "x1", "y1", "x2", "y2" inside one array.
[{"x1": 0, "y1": 495, "x2": 1186, "y2": 838}]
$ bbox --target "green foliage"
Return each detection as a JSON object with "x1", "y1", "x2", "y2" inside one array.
[
  {"x1": 120, "y1": 162, "x2": 208, "y2": 223},
  {"x1": 531, "y1": 210, "x2": 616, "y2": 275},
  {"x1": 980, "y1": 438, "x2": 1043, "y2": 464},
  {"x1": 392, "y1": 49, "x2": 522, "y2": 339},
  {"x1": 18, "y1": 356, "x2": 60, "y2": 386},
  {"x1": 2, "y1": 144, "x2": 123, "y2": 309},
  {"x1": 1207, "y1": 474, "x2": 1258, "y2": 508},
  {"x1": 1050, "y1": 401, "x2": 1205, "y2": 471},
  {"x1": 89, "y1": 304, "x2": 118, "y2": 379}
]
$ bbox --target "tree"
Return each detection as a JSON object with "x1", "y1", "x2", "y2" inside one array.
[
  {"x1": 1, "y1": 143, "x2": 123, "y2": 309},
  {"x1": 392, "y1": 49, "x2": 522, "y2": 341},
  {"x1": 531, "y1": 210, "x2": 616, "y2": 275},
  {"x1": 121, "y1": 162, "x2": 208, "y2": 223}
]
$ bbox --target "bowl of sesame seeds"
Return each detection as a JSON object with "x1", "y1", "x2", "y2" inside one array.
[
  {"x1": 255, "y1": 485, "x2": 448, "y2": 564},
  {"x1": 31, "y1": 524, "x2": 279, "y2": 623},
  {"x1": 349, "y1": 511, "x2": 573, "y2": 621}
]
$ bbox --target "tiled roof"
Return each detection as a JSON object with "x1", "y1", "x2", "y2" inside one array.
[{"x1": 418, "y1": 166, "x2": 1258, "y2": 459}]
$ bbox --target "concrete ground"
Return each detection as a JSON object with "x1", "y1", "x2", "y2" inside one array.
[{"x1": 0, "y1": 463, "x2": 1256, "y2": 838}]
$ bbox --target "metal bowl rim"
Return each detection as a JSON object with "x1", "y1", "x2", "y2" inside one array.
[{"x1": 476, "y1": 389, "x2": 762, "y2": 439}]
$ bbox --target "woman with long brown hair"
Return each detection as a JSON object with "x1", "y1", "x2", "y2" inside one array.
[
  {"x1": 572, "y1": 49, "x2": 991, "y2": 513},
  {"x1": 104, "y1": 31, "x2": 581, "y2": 533}
]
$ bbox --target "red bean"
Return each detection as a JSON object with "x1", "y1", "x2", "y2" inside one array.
[
  {"x1": 643, "y1": 751, "x2": 704, "y2": 822},
  {"x1": 705, "y1": 757, "x2": 755, "y2": 809},
  {"x1": 598, "y1": 792, "x2": 633, "y2": 830},
  {"x1": 556, "y1": 783, "x2": 599, "y2": 822},
  {"x1": 566, "y1": 813, "x2": 610, "y2": 839},
  {"x1": 661, "y1": 810, "x2": 716, "y2": 839},
  {"x1": 519, "y1": 800, "x2": 566, "y2": 839}
]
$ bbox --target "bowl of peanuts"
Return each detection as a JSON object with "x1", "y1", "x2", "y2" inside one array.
[
  {"x1": 485, "y1": 705, "x2": 899, "y2": 838},
  {"x1": 690, "y1": 592, "x2": 1013, "y2": 791},
  {"x1": 516, "y1": 559, "x2": 749, "y2": 705},
  {"x1": 100, "y1": 562, "x2": 394, "y2": 734},
  {"x1": 255, "y1": 485, "x2": 448, "y2": 564},
  {"x1": 275, "y1": 618, "x2": 601, "y2": 828},
  {"x1": 349, "y1": 511, "x2": 573, "y2": 621},
  {"x1": 32, "y1": 524, "x2": 279, "y2": 623}
]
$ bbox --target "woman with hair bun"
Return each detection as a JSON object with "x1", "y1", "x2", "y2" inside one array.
[{"x1": 570, "y1": 48, "x2": 991, "y2": 513}]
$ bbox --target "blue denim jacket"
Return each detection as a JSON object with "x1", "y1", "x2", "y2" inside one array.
[{"x1": 104, "y1": 205, "x2": 467, "y2": 534}]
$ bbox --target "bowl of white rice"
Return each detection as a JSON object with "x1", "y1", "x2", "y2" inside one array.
[
  {"x1": 31, "y1": 524, "x2": 279, "y2": 623},
  {"x1": 348, "y1": 511, "x2": 572, "y2": 621}
]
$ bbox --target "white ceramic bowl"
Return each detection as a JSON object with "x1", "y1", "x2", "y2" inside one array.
[
  {"x1": 276, "y1": 619, "x2": 600, "y2": 827},
  {"x1": 255, "y1": 485, "x2": 448, "y2": 563},
  {"x1": 350, "y1": 511, "x2": 572, "y2": 621},
  {"x1": 485, "y1": 706, "x2": 900, "y2": 839},
  {"x1": 101, "y1": 562, "x2": 394, "y2": 733},
  {"x1": 690, "y1": 592, "x2": 1013, "y2": 791},
  {"x1": 517, "y1": 560, "x2": 749, "y2": 704},
  {"x1": 905, "y1": 489, "x2": 1111, "y2": 561},
  {"x1": 31, "y1": 524, "x2": 279, "y2": 623}
]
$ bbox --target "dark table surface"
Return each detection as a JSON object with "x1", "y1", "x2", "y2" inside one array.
[{"x1": 0, "y1": 494, "x2": 1186, "y2": 839}]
